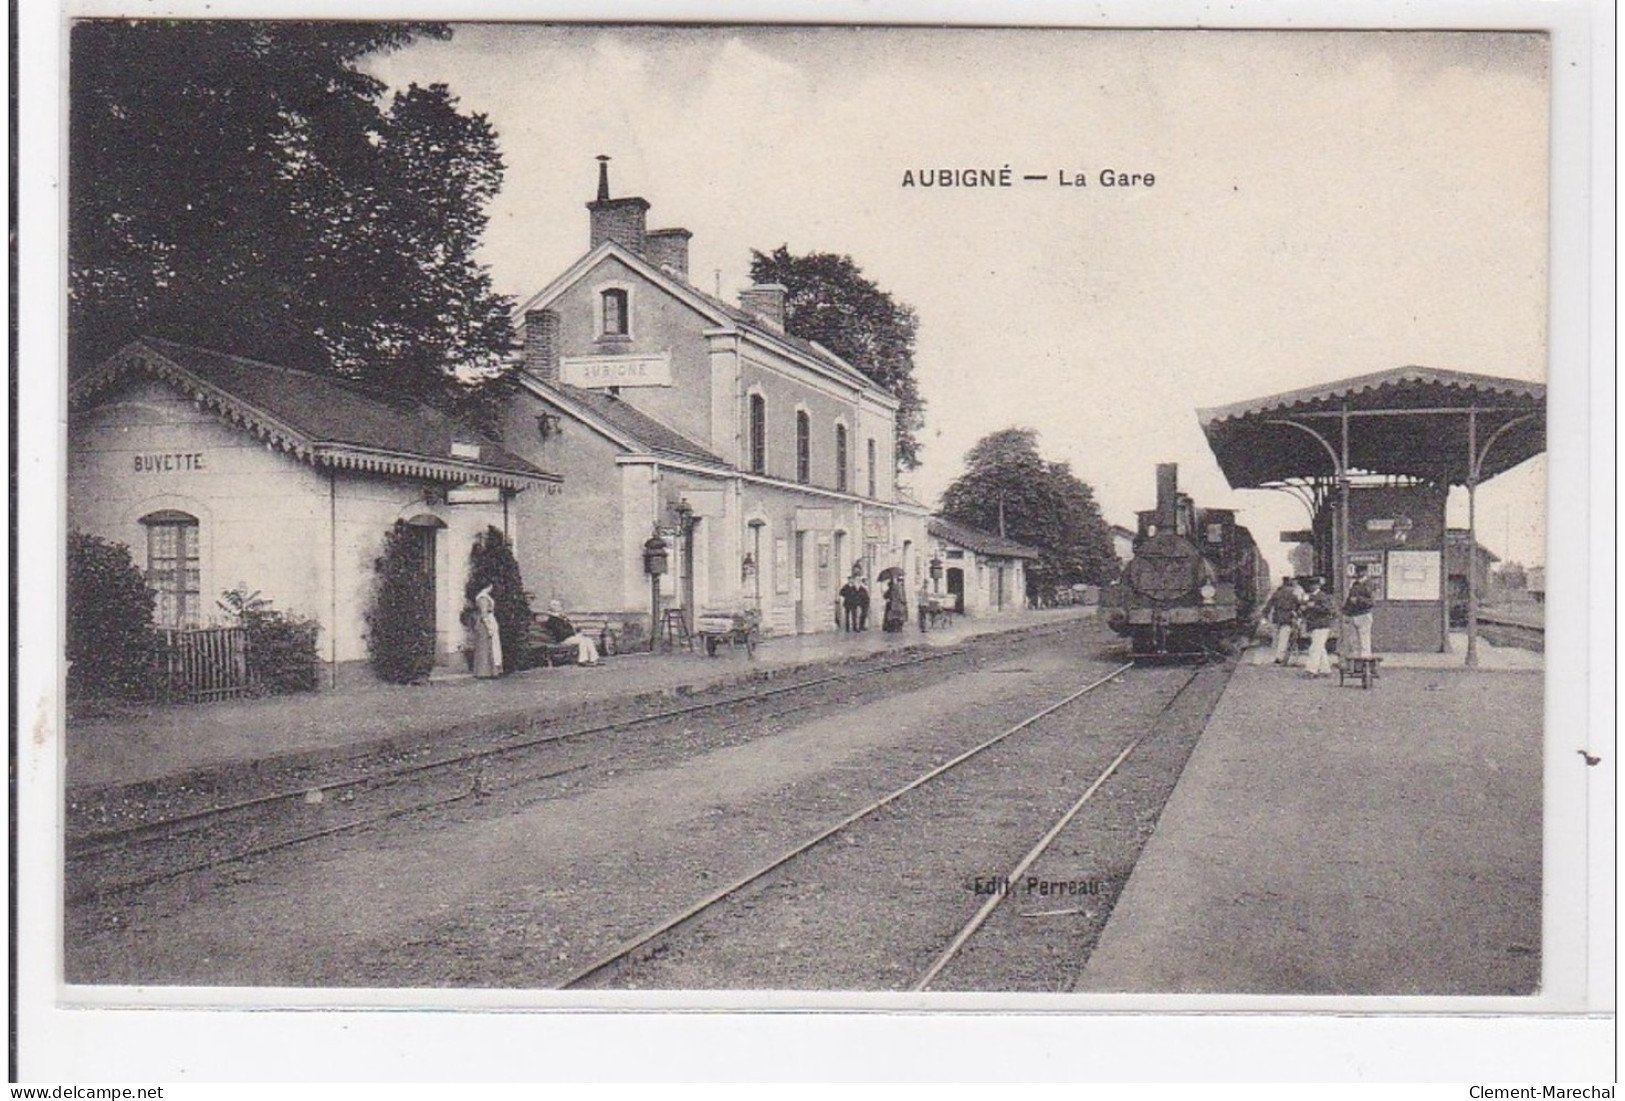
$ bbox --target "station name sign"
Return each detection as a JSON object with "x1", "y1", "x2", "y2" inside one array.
[{"x1": 560, "y1": 353, "x2": 672, "y2": 389}]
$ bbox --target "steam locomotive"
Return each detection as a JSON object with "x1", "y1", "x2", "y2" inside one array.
[{"x1": 1108, "y1": 463, "x2": 1269, "y2": 657}]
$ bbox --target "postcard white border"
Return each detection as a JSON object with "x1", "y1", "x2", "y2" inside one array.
[{"x1": 16, "y1": 0, "x2": 1615, "y2": 1082}]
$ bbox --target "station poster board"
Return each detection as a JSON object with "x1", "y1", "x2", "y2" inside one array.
[{"x1": 1385, "y1": 549, "x2": 1441, "y2": 601}]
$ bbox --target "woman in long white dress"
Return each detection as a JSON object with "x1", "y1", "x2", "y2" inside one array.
[{"x1": 472, "y1": 585, "x2": 502, "y2": 677}]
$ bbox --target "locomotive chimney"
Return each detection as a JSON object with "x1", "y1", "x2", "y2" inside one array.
[{"x1": 1155, "y1": 463, "x2": 1179, "y2": 529}]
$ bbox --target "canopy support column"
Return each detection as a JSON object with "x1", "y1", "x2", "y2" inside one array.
[
  {"x1": 1339, "y1": 403, "x2": 1351, "y2": 654},
  {"x1": 1466, "y1": 410, "x2": 1479, "y2": 667}
]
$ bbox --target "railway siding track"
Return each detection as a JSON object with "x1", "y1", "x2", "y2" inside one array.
[{"x1": 67, "y1": 625, "x2": 1094, "y2": 905}]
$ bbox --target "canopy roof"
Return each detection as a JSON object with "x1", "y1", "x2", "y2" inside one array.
[{"x1": 1197, "y1": 366, "x2": 1545, "y2": 489}]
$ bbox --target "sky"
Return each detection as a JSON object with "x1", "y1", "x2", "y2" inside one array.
[{"x1": 363, "y1": 25, "x2": 1552, "y2": 575}]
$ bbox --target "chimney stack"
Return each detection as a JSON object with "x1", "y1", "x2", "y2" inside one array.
[
  {"x1": 739, "y1": 283, "x2": 788, "y2": 330},
  {"x1": 523, "y1": 308, "x2": 560, "y2": 381},
  {"x1": 1155, "y1": 463, "x2": 1179, "y2": 529},
  {"x1": 586, "y1": 155, "x2": 649, "y2": 255},
  {"x1": 645, "y1": 228, "x2": 692, "y2": 282}
]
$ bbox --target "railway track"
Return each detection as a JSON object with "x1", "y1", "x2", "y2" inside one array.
[
  {"x1": 1474, "y1": 613, "x2": 1544, "y2": 652},
  {"x1": 67, "y1": 631, "x2": 1084, "y2": 905},
  {"x1": 556, "y1": 658, "x2": 1216, "y2": 991}
]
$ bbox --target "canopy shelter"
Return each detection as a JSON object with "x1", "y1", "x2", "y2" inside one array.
[{"x1": 1198, "y1": 366, "x2": 1545, "y2": 665}]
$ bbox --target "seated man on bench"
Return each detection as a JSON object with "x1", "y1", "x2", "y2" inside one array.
[{"x1": 538, "y1": 600, "x2": 601, "y2": 667}]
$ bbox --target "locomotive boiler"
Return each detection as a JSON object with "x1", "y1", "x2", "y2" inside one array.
[{"x1": 1108, "y1": 463, "x2": 1269, "y2": 657}]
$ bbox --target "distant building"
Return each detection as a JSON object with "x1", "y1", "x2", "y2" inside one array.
[
  {"x1": 68, "y1": 339, "x2": 556, "y2": 674},
  {"x1": 1110, "y1": 524, "x2": 1137, "y2": 564},
  {"x1": 925, "y1": 516, "x2": 1040, "y2": 615},
  {"x1": 503, "y1": 159, "x2": 928, "y2": 636}
]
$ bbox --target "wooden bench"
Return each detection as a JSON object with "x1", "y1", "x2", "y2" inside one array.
[{"x1": 529, "y1": 612, "x2": 623, "y2": 667}]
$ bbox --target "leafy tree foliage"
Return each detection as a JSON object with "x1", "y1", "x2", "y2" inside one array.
[
  {"x1": 217, "y1": 585, "x2": 321, "y2": 694},
  {"x1": 67, "y1": 532, "x2": 157, "y2": 700},
  {"x1": 748, "y1": 246, "x2": 926, "y2": 470},
  {"x1": 939, "y1": 428, "x2": 1118, "y2": 587},
  {"x1": 463, "y1": 526, "x2": 532, "y2": 673},
  {"x1": 366, "y1": 521, "x2": 437, "y2": 684},
  {"x1": 70, "y1": 21, "x2": 516, "y2": 423}
]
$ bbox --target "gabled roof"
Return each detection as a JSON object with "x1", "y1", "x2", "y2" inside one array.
[
  {"x1": 1197, "y1": 366, "x2": 1546, "y2": 489},
  {"x1": 72, "y1": 338, "x2": 557, "y2": 490},
  {"x1": 928, "y1": 515, "x2": 1041, "y2": 560},
  {"x1": 512, "y1": 239, "x2": 894, "y2": 403},
  {"x1": 522, "y1": 375, "x2": 727, "y2": 467}
]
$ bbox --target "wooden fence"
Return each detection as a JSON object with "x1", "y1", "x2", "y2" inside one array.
[{"x1": 153, "y1": 626, "x2": 252, "y2": 703}]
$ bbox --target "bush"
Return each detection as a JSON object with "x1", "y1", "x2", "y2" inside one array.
[
  {"x1": 66, "y1": 532, "x2": 158, "y2": 701},
  {"x1": 366, "y1": 521, "x2": 437, "y2": 684},
  {"x1": 218, "y1": 586, "x2": 321, "y2": 694},
  {"x1": 464, "y1": 526, "x2": 533, "y2": 673}
]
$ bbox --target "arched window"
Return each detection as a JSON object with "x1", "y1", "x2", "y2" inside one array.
[
  {"x1": 867, "y1": 437, "x2": 878, "y2": 498},
  {"x1": 749, "y1": 393, "x2": 766, "y2": 474},
  {"x1": 796, "y1": 411, "x2": 811, "y2": 484},
  {"x1": 835, "y1": 424, "x2": 849, "y2": 492},
  {"x1": 600, "y1": 288, "x2": 629, "y2": 337},
  {"x1": 141, "y1": 510, "x2": 200, "y2": 629}
]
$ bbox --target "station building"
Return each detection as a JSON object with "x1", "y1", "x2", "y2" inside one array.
[
  {"x1": 502, "y1": 160, "x2": 930, "y2": 638},
  {"x1": 67, "y1": 338, "x2": 557, "y2": 675}
]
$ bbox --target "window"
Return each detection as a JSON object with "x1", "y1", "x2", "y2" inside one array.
[
  {"x1": 835, "y1": 424, "x2": 849, "y2": 492},
  {"x1": 867, "y1": 438, "x2": 877, "y2": 498},
  {"x1": 600, "y1": 288, "x2": 629, "y2": 337},
  {"x1": 142, "y1": 510, "x2": 201, "y2": 629},
  {"x1": 796, "y1": 411, "x2": 811, "y2": 484},
  {"x1": 749, "y1": 394, "x2": 766, "y2": 474}
]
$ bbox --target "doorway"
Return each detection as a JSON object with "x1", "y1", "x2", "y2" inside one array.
[
  {"x1": 400, "y1": 515, "x2": 443, "y2": 664},
  {"x1": 794, "y1": 531, "x2": 807, "y2": 633},
  {"x1": 947, "y1": 567, "x2": 965, "y2": 613}
]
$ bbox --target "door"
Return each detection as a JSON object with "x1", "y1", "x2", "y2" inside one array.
[
  {"x1": 400, "y1": 519, "x2": 440, "y2": 665},
  {"x1": 794, "y1": 531, "x2": 807, "y2": 633},
  {"x1": 947, "y1": 567, "x2": 965, "y2": 613}
]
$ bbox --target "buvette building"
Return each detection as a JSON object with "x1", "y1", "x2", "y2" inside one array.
[
  {"x1": 68, "y1": 338, "x2": 557, "y2": 677},
  {"x1": 502, "y1": 160, "x2": 929, "y2": 638}
]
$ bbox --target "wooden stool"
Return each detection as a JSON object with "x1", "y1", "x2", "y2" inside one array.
[
  {"x1": 1339, "y1": 655, "x2": 1382, "y2": 689},
  {"x1": 660, "y1": 608, "x2": 693, "y2": 652}
]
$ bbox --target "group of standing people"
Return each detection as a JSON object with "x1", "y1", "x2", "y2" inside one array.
[
  {"x1": 837, "y1": 576, "x2": 871, "y2": 632},
  {"x1": 1263, "y1": 564, "x2": 1376, "y2": 678},
  {"x1": 838, "y1": 571, "x2": 909, "y2": 634}
]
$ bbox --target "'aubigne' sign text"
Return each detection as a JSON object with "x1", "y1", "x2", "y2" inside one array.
[{"x1": 560, "y1": 353, "x2": 672, "y2": 388}]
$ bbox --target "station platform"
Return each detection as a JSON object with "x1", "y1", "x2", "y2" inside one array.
[
  {"x1": 1077, "y1": 635, "x2": 1543, "y2": 997},
  {"x1": 65, "y1": 605, "x2": 1095, "y2": 793}
]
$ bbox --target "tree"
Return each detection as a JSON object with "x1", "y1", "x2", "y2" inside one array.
[
  {"x1": 748, "y1": 246, "x2": 926, "y2": 470},
  {"x1": 69, "y1": 21, "x2": 516, "y2": 424},
  {"x1": 66, "y1": 532, "x2": 157, "y2": 700},
  {"x1": 939, "y1": 428, "x2": 1117, "y2": 587},
  {"x1": 463, "y1": 526, "x2": 532, "y2": 673}
]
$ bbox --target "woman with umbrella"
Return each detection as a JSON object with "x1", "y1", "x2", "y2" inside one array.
[{"x1": 879, "y1": 567, "x2": 908, "y2": 633}]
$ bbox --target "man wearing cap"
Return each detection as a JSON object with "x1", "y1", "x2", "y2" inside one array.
[
  {"x1": 1264, "y1": 575, "x2": 1306, "y2": 665},
  {"x1": 1342, "y1": 563, "x2": 1377, "y2": 660},
  {"x1": 1300, "y1": 577, "x2": 1337, "y2": 677}
]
